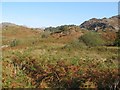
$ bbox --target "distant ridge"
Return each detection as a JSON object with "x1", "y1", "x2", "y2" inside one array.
[
  {"x1": 1, "y1": 22, "x2": 17, "y2": 27},
  {"x1": 1, "y1": 15, "x2": 119, "y2": 32}
]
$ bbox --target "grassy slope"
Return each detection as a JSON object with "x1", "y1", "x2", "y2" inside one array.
[{"x1": 2, "y1": 25, "x2": 119, "y2": 88}]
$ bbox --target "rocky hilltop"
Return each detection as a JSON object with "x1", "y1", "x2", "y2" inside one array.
[{"x1": 80, "y1": 15, "x2": 119, "y2": 32}]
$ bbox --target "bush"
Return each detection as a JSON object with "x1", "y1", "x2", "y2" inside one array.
[
  {"x1": 114, "y1": 30, "x2": 120, "y2": 46},
  {"x1": 10, "y1": 39, "x2": 19, "y2": 47},
  {"x1": 41, "y1": 31, "x2": 51, "y2": 38},
  {"x1": 64, "y1": 39, "x2": 87, "y2": 50},
  {"x1": 79, "y1": 32, "x2": 105, "y2": 47},
  {"x1": 114, "y1": 38, "x2": 120, "y2": 46}
]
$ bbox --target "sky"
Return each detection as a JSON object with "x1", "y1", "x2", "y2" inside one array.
[
  {"x1": 2, "y1": 2, "x2": 118, "y2": 28},
  {"x1": 1, "y1": 0, "x2": 119, "y2": 2}
]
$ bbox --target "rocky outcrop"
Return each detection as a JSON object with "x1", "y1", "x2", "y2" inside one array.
[{"x1": 80, "y1": 15, "x2": 120, "y2": 32}]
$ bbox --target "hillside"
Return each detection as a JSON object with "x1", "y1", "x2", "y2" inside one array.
[
  {"x1": 2, "y1": 22, "x2": 42, "y2": 48},
  {"x1": 80, "y1": 15, "x2": 119, "y2": 43},
  {"x1": 2, "y1": 15, "x2": 119, "y2": 43},
  {"x1": 2, "y1": 16, "x2": 119, "y2": 89}
]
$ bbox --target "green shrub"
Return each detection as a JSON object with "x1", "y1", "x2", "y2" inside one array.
[
  {"x1": 79, "y1": 32, "x2": 105, "y2": 47},
  {"x1": 10, "y1": 39, "x2": 19, "y2": 47},
  {"x1": 114, "y1": 30, "x2": 120, "y2": 46},
  {"x1": 64, "y1": 39, "x2": 86, "y2": 50},
  {"x1": 41, "y1": 31, "x2": 51, "y2": 38},
  {"x1": 114, "y1": 38, "x2": 120, "y2": 46}
]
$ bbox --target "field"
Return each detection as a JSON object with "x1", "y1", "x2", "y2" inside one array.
[{"x1": 1, "y1": 25, "x2": 119, "y2": 89}]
